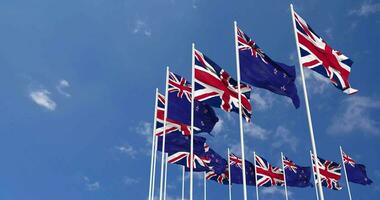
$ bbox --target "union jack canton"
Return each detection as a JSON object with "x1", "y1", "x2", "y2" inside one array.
[{"x1": 293, "y1": 10, "x2": 358, "y2": 94}]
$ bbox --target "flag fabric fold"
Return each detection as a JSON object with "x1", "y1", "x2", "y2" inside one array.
[
  {"x1": 194, "y1": 48, "x2": 253, "y2": 122},
  {"x1": 293, "y1": 9, "x2": 358, "y2": 94},
  {"x1": 237, "y1": 27, "x2": 300, "y2": 108}
]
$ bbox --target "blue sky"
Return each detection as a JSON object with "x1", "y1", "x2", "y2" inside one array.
[{"x1": 0, "y1": 0, "x2": 380, "y2": 199}]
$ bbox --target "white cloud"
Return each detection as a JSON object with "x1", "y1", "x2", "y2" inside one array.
[
  {"x1": 29, "y1": 89, "x2": 57, "y2": 111},
  {"x1": 328, "y1": 96, "x2": 380, "y2": 135},
  {"x1": 272, "y1": 126, "x2": 298, "y2": 152},
  {"x1": 213, "y1": 119, "x2": 224, "y2": 135},
  {"x1": 56, "y1": 79, "x2": 71, "y2": 97},
  {"x1": 261, "y1": 187, "x2": 291, "y2": 198},
  {"x1": 115, "y1": 144, "x2": 137, "y2": 158},
  {"x1": 132, "y1": 19, "x2": 152, "y2": 37},
  {"x1": 350, "y1": 1, "x2": 380, "y2": 16},
  {"x1": 250, "y1": 90, "x2": 276, "y2": 111},
  {"x1": 136, "y1": 121, "x2": 153, "y2": 143},
  {"x1": 244, "y1": 122, "x2": 270, "y2": 140},
  {"x1": 123, "y1": 176, "x2": 139, "y2": 185},
  {"x1": 83, "y1": 176, "x2": 100, "y2": 191}
]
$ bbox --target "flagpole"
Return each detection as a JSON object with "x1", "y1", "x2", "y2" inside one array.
[
  {"x1": 310, "y1": 151, "x2": 320, "y2": 200},
  {"x1": 151, "y1": 132, "x2": 158, "y2": 200},
  {"x1": 159, "y1": 67, "x2": 170, "y2": 200},
  {"x1": 204, "y1": 171, "x2": 207, "y2": 200},
  {"x1": 254, "y1": 151, "x2": 259, "y2": 200},
  {"x1": 234, "y1": 20, "x2": 248, "y2": 200},
  {"x1": 281, "y1": 152, "x2": 289, "y2": 200},
  {"x1": 190, "y1": 43, "x2": 195, "y2": 200},
  {"x1": 164, "y1": 153, "x2": 168, "y2": 200},
  {"x1": 340, "y1": 146, "x2": 353, "y2": 200},
  {"x1": 182, "y1": 166, "x2": 185, "y2": 200},
  {"x1": 228, "y1": 148, "x2": 232, "y2": 200},
  {"x1": 149, "y1": 89, "x2": 159, "y2": 200},
  {"x1": 290, "y1": 4, "x2": 324, "y2": 200}
]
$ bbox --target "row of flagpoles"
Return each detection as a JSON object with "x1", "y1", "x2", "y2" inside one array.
[{"x1": 146, "y1": 4, "x2": 371, "y2": 200}]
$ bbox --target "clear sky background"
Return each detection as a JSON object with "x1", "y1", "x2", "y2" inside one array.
[{"x1": 0, "y1": 0, "x2": 379, "y2": 199}]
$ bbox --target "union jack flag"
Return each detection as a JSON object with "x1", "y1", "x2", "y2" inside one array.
[
  {"x1": 167, "y1": 151, "x2": 211, "y2": 170},
  {"x1": 155, "y1": 92, "x2": 196, "y2": 136},
  {"x1": 311, "y1": 154, "x2": 343, "y2": 190},
  {"x1": 342, "y1": 151, "x2": 356, "y2": 167},
  {"x1": 194, "y1": 48, "x2": 252, "y2": 122},
  {"x1": 293, "y1": 10, "x2": 358, "y2": 94},
  {"x1": 283, "y1": 156, "x2": 298, "y2": 173},
  {"x1": 255, "y1": 154, "x2": 284, "y2": 187},
  {"x1": 168, "y1": 72, "x2": 192, "y2": 102},
  {"x1": 229, "y1": 153, "x2": 243, "y2": 169}
]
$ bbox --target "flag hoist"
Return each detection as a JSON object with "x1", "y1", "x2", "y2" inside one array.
[
  {"x1": 233, "y1": 21, "x2": 249, "y2": 200},
  {"x1": 159, "y1": 67, "x2": 170, "y2": 200},
  {"x1": 290, "y1": 4, "x2": 325, "y2": 200}
]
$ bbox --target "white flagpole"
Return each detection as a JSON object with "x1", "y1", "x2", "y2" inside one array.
[
  {"x1": 340, "y1": 146, "x2": 353, "y2": 200},
  {"x1": 310, "y1": 151, "x2": 320, "y2": 200},
  {"x1": 204, "y1": 171, "x2": 207, "y2": 200},
  {"x1": 281, "y1": 152, "x2": 289, "y2": 200},
  {"x1": 164, "y1": 153, "x2": 168, "y2": 200},
  {"x1": 159, "y1": 67, "x2": 170, "y2": 200},
  {"x1": 190, "y1": 43, "x2": 195, "y2": 200},
  {"x1": 233, "y1": 20, "x2": 248, "y2": 200},
  {"x1": 253, "y1": 152, "x2": 259, "y2": 200},
  {"x1": 182, "y1": 166, "x2": 185, "y2": 200},
  {"x1": 290, "y1": 4, "x2": 324, "y2": 200},
  {"x1": 228, "y1": 148, "x2": 232, "y2": 200},
  {"x1": 149, "y1": 89, "x2": 159, "y2": 200},
  {"x1": 151, "y1": 131, "x2": 158, "y2": 200}
]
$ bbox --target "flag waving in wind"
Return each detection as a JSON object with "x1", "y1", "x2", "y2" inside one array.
[
  {"x1": 166, "y1": 71, "x2": 219, "y2": 135},
  {"x1": 194, "y1": 48, "x2": 253, "y2": 122},
  {"x1": 292, "y1": 9, "x2": 358, "y2": 94},
  {"x1": 282, "y1": 155, "x2": 312, "y2": 187},
  {"x1": 311, "y1": 154, "x2": 343, "y2": 190},
  {"x1": 254, "y1": 154, "x2": 284, "y2": 187},
  {"x1": 342, "y1": 150, "x2": 373, "y2": 185},
  {"x1": 229, "y1": 153, "x2": 256, "y2": 185},
  {"x1": 237, "y1": 26, "x2": 300, "y2": 108}
]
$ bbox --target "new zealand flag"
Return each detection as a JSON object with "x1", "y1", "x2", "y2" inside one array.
[
  {"x1": 237, "y1": 27, "x2": 300, "y2": 108},
  {"x1": 342, "y1": 150, "x2": 373, "y2": 185},
  {"x1": 167, "y1": 71, "x2": 219, "y2": 134},
  {"x1": 229, "y1": 153, "x2": 256, "y2": 185},
  {"x1": 283, "y1": 155, "x2": 312, "y2": 187}
]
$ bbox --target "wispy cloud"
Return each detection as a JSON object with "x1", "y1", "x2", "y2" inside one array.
[
  {"x1": 123, "y1": 176, "x2": 139, "y2": 185},
  {"x1": 132, "y1": 19, "x2": 152, "y2": 37},
  {"x1": 328, "y1": 96, "x2": 380, "y2": 135},
  {"x1": 136, "y1": 121, "x2": 153, "y2": 143},
  {"x1": 261, "y1": 187, "x2": 291, "y2": 198},
  {"x1": 244, "y1": 122, "x2": 270, "y2": 140},
  {"x1": 272, "y1": 126, "x2": 298, "y2": 152},
  {"x1": 213, "y1": 119, "x2": 224, "y2": 135},
  {"x1": 250, "y1": 91, "x2": 275, "y2": 111},
  {"x1": 115, "y1": 144, "x2": 138, "y2": 158},
  {"x1": 83, "y1": 176, "x2": 100, "y2": 191},
  {"x1": 302, "y1": 69, "x2": 331, "y2": 94},
  {"x1": 56, "y1": 79, "x2": 71, "y2": 97},
  {"x1": 349, "y1": 1, "x2": 380, "y2": 16},
  {"x1": 29, "y1": 89, "x2": 57, "y2": 111}
]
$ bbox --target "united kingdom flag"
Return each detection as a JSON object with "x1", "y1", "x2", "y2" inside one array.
[
  {"x1": 155, "y1": 92, "x2": 194, "y2": 136},
  {"x1": 311, "y1": 154, "x2": 343, "y2": 190},
  {"x1": 293, "y1": 9, "x2": 358, "y2": 94},
  {"x1": 194, "y1": 48, "x2": 252, "y2": 122},
  {"x1": 254, "y1": 154, "x2": 284, "y2": 187}
]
